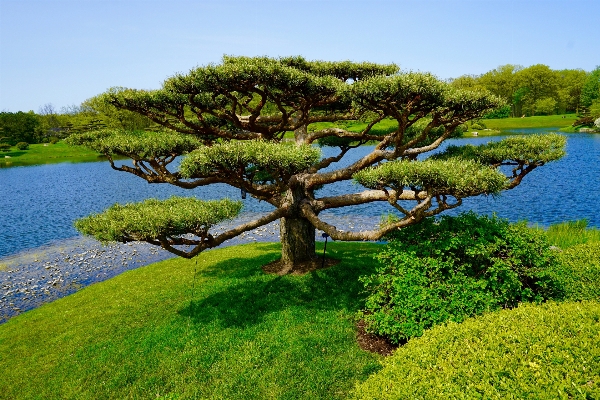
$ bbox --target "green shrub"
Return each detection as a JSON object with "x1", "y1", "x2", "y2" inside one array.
[
  {"x1": 0, "y1": 143, "x2": 11, "y2": 152},
  {"x1": 49, "y1": 136, "x2": 60, "y2": 144},
  {"x1": 483, "y1": 104, "x2": 511, "y2": 119},
  {"x1": 351, "y1": 300, "x2": 600, "y2": 399},
  {"x1": 15, "y1": 142, "x2": 29, "y2": 150},
  {"x1": 553, "y1": 242, "x2": 600, "y2": 301},
  {"x1": 359, "y1": 213, "x2": 561, "y2": 343},
  {"x1": 470, "y1": 122, "x2": 486, "y2": 130}
]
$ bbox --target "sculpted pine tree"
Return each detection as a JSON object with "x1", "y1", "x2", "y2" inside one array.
[{"x1": 68, "y1": 56, "x2": 566, "y2": 273}]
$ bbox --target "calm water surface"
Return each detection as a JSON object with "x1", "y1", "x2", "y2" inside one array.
[{"x1": 1, "y1": 131, "x2": 598, "y2": 258}]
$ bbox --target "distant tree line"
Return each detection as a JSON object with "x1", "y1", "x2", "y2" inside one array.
[
  {"x1": 0, "y1": 89, "x2": 158, "y2": 145},
  {"x1": 450, "y1": 64, "x2": 600, "y2": 119},
  {"x1": 2, "y1": 65, "x2": 599, "y2": 146}
]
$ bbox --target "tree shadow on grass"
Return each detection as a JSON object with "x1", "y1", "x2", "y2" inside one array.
[
  {"x1": 196, "y1": 242, "x2": 282, "y2": 280},
  {"x1": 178, "y1": 243, "x2": 381, "y2": 329}
]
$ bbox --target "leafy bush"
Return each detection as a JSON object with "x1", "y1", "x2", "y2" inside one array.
[
  {"x1": 0, "y1": 143, "x2": 10, "y2": 152},
  {"x1": 573, "y1": 115, "x2": 595, "y2": 127},
  {"x1": 351, "y1": 300, "x2": 600, "y2": 399},
  {"x1": 470, "y1": 122, "x2": 485, "y2": 130},
  {"x1": 359, "y1": 213, "x2": 561, "y2": 343},
  {"x1": 15, "y1": 142, "x2": 29, "y2": 150},
  {"x1": 49, "y1": 137, "x2": 60, "y2": 144}
]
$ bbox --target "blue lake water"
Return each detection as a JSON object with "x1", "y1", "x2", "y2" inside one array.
[{"x1": 1, "y1": 130, "x2": 599, "y2": 258}]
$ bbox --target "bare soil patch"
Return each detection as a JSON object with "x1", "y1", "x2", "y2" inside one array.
[{"x1": 356, "y1": 320, "x2": 399, "y2": 356}]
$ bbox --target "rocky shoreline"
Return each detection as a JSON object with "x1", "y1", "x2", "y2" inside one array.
[{"x1": 0, "y1": 213, "x2": 377, "y2": 323}]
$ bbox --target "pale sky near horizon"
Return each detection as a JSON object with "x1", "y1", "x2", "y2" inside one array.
[{"x1": 1, "y1": 0, "x2": 598, "y2": 113}]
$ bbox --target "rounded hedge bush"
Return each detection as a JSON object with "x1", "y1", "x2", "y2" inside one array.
[
  {"x1": 352, "y1": 300, "x2": 600, "y2": 399},
  {"x1": 15, "y1": 142, "x2": 29, "y2": 150},
  {"x1": 554, "y1": 242, "x2": 600, "y2": 301},
  {"x1": 0, "y1": 143, "x2": 11, "y2": 152}
]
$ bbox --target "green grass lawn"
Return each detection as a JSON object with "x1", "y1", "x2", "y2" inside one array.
[
  {"x1": 534, "y1": 219, "x2": 600, "y2": 248},
  {"x1": 0, "y1": 242, "x2": 384, "y2": 400},
  {"x1": 0, "y1": 141, "x2": 107, "y2": 168},
  {"x1": 482, "y1": 114, "x2": 577, "y2": 130}
]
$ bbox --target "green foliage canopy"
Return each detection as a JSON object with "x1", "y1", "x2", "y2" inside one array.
[
  {"x1": 75, "y1": 197, "x2": 242, "y2": 244},
  {"x1": 65, "y1": 129, "x2": 201, "y2": 160},
  {"x1": 0, "y1": 111, "x2": 40, "y2": 145},
  {"x1": 534, "y1": 97, "x2": 558, "y2": 115},
  {"x1": 452, "y1": 63, "x2": 589, "y2": 116},
  {"x1": 101, "y1": 57, "x2": 500, "y2": 142},
  {"x1": 179, "y1": 140, "x2": 321, "y2": 182},
  {"x1": 354, "y1": 159, "x2": 507, "y2": 197},
  {"x1": 581, "y1": 66, "x2": 600, "y2": 108},
  {"x1": 81, "y1": 90, "x2": 157, "y2": 131},
  {"x1": 433, "y1": 133, "x2": 566, "y2": 165}
]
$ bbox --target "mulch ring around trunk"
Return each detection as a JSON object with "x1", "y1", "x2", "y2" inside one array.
[{"x1": 261, "y1": 256, "x2": 340, "y2": 276}]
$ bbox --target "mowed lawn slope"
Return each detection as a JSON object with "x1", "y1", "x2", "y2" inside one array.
[
  {"x1": 483, "y1": 114, "x2": 578, "y2": 130},
  {"x1": 0, "y1": 141, "x2": 106, "y2": 167},
  {"x1": 0, "y1": 242, "x2": 383, "y2": 400}
]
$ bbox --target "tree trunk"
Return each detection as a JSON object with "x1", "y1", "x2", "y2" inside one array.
[
  {"x1": 279, "y1": 215, "x2": 317, "y2": 266},
  {"x1": 278, "y1": 170, "x2": 317, "y2": 270}
]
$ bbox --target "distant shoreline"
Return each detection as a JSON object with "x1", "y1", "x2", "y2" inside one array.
[{"x1": 1, "y1": 116, "x2": 577, "y2": 169}]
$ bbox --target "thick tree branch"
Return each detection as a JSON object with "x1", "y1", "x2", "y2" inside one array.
[
  {"x1": 304, "y1": 148, "x2": 389, "y2": 188},
  {"x1": 506, "y1": 162, "x2": 541, "y2": 189},
  {"x1": 311, "y1": 189, "x2": 427, "y2": 211},
  {"x1": 402, "y1": 123, "x2": 459, "y2": 157},
  {"x1": 147, "y1": 207, "x2": 289, "y2": 258},
  {"x1": 305, "y1": 128, "x2": 384, "y2": 145},
  {"x1": 300, "y1": 197, "x2": 433, "y2": 241},
  {"x1": 106, "y1": 155, "x2": 221, "y2": 189}
]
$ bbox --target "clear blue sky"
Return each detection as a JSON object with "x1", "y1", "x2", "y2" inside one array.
[{"x1": 1, "y1": 0, "x2": 598, "y2": 112}]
